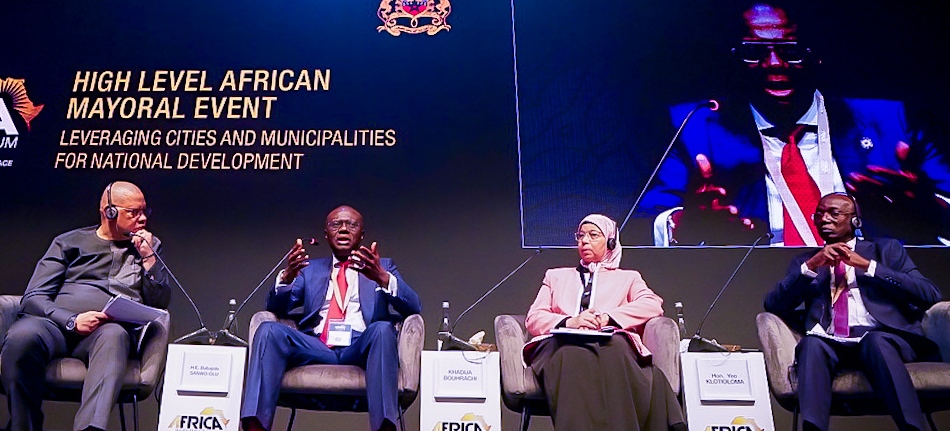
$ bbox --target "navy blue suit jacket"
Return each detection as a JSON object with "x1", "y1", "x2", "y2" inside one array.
[
  {"x1": 266, "y1": 257, "x2": 422, "y2": 334},
  {"x1": 764, "y1": 238, "x2": 941, "y2": 349},
  {"x1": 640, "y1": 96, "x2": 950, "y2": 244}
]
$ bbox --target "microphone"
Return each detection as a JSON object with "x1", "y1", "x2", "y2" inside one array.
[
  {"x1": 617, "y1": 99, "x2": 720, "y2": 235},
  {"x1": 440, "y1": 248, "x2": 543, "y2": 350},
  {"x1": 126, "y1": 231, "x2": 214, "y2": 345},
  {"x1": 687, "y1": 231, "x2": 772, "y2": 352},
  {"x1": 215, "y1": 238, "x2": 315, "y2": 346}
]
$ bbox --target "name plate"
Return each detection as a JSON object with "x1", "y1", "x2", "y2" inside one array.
[
  {"x1": 434, "y1": 354, "x2": 486, "y2": 400},
  {"x1": 178, "y1": 350, "x2": 232, "y2": 395},
  {"x1": 696, "y1": 356, "x2": 754, "y2": 402}
]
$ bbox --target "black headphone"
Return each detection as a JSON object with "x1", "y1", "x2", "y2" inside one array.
[
  {"x1": 103, "y1": 182, "x2": 118, "y2": 220},
  {"x1": 818, "y1": 192, "x2": 862, "y2": 231},
  {"x1": 839, "y1": 192, "x2": 862, "y2": 231},
  {"x1": 607, "y1": 237, "x2": 617, "y2": 250}
]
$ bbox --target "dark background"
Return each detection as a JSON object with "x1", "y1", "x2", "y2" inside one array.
[{"x1": 1, "y1": 1, "x2": 948, "y2": 430}]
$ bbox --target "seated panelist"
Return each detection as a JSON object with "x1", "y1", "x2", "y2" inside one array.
[
  {"x1": 241, "y1": 205, "x2": 421, "y2": 431},
  {"x1": 764, "y1": 193, "x2": 942, "y2": 431},
  {"x1": 524, "y1": 214, "x2": 686, "y2": 431},
  {"x1": 1, "y1": 181, "x2": 171, "y2": 431}
]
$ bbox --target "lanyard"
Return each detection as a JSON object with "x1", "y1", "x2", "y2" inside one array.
[{"x1": 577, "y1": 269, "x2": 594, "y2": 313}]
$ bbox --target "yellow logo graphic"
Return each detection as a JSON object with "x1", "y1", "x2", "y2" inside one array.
[
  {"x1": 0, "y1": 77, "x2": 44, "y2": 136},
  {"x1": 704, "y1": 416, "x2": 765, "y2": 431},
  {"x1": 168, "y1": 407, "x2": 230, "y2": 431},
  {"x1": 377, "y1": 0, "x2": 451, "y2": 36},
  {"x1": 432, "y1": 412, "x2": 491, "y2": 431}
]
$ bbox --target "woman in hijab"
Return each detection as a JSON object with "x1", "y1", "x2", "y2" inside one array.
[{"x1": 524, "y1": 214, "x2": 686, "y2": 431}]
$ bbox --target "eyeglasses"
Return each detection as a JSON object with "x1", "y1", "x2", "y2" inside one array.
[
  {"x1": 118, "y1": 206, "x2": 152, "y2": 218},
  {"x1": 327, "y1": 219, "x2": 361, "y2": 231},
  {"x1": 732, "y1": 41, "x2": 810, "y2": 64},
  {"x1": 813, "y1": 209, "x2": 854, "y2": 221},
  {"x1": 574, "y1": 231, "x2": 604, "y2": 242}
]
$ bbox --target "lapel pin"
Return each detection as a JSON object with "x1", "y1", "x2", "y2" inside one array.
[{"x1": 860, "y1": 137, "x2": 873, "y2": 150}]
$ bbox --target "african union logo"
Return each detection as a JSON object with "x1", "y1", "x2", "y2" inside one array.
[
  {"x1": 704, "y1": 416, "x2": 765, "y2": 431},
  {"x1": 167, "y1": 407, "x2": 231, "y2": 431},
  {"x1": 377, "y1": 0, "x2": 451, "y2": 36},
  {"x1": 0, "y1": 77, "x2": 44, "y2": 150}
]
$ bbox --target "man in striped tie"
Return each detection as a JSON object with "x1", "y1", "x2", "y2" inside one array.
[
  {"x1": 241, "y1": 205, "x2": 422, "y2": 431},
  {"x1": 764, "y1": 193, "x2": 941, "y2": 431}
]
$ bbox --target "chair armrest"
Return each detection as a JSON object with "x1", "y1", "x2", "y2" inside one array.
[
  {"x1": 139, "y1": 312, "x2": 171, "y2": 394},
  {"x1": 642, "y1": 316, "x2": 680, "y2": 396},
  {"x1": 923, "y1": 301, "x2": 950, "y2": 362},
  {"x1": 397, "y1": 314, "x2": 424, "y2": 393},
  {"x1": 0, "y1": 295, "x2": 22, "y2": 340},
  {"x1": 755, "y1": 312, "x2": 799, "y2": 399},
  {"x1": 494, "y1": 314, "x2": 528, "y2": 406},
  {"x1": 248, "y1": 311, "x2": 279, "y2": 346}
]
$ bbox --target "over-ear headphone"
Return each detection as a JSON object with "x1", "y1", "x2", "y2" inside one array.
[
  {"x1": 825, "y1": 192, "x2": 862, "y2": 231},
  {"x1": 607, "y1": 237, "x2": 617, "y2": 250},
  {"x1": 837, "y1": 192, "x2": 862, "y2": 231},
  {"x1": 847, "y1": 194, "x2": 863, "y2": 231},
  {"x1": 103, "y1": 182, "x2": 118, "y2": 220}
]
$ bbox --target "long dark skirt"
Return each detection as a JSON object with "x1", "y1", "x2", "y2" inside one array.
[{"x1": 529, "y1": 334, "x2": 686, "y2": 431}]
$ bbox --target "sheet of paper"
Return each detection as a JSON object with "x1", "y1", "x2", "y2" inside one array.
[
  {"x1": 805, "y1": 328, "x2": 866, "y2": 345},
  {"x1": 101, "y1": 295, "x2": 168, "y2": 325}
]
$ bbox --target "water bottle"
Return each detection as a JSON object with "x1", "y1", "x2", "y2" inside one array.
[
  {"x1": 438, "y1": 301, "x2": 451, "y2": 351},
  {"x1": 223, "y1": 298, "x2": 237, "y2": 331},
  {"x1": 675, "y1": 302, "x2": 690, "y2": 352},
  {"x1": 674, "y1": 302, "x2": 688, "y2": 339}
]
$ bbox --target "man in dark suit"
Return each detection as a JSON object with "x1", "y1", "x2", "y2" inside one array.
[
  {"x1": 1, "y1": 181, "x2": 171, "y2": 431},
  {"x1": 240, "y1": 205, "x2": 422, "y2": 431},
  {"x1": 641, "y1": 3, "x2": 950, "y2": 246},
  {"x1": 764, "y1": 193, "x2": 941, "y2": 431}
]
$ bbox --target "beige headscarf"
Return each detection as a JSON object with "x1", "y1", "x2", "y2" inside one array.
[{"x1": 578, "y1": 214, "x2": 621, "y2": 272}]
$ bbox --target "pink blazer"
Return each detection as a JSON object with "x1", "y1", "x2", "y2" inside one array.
[{"x1": 523, "y1": 267, "x2": 664, "y2": 364}]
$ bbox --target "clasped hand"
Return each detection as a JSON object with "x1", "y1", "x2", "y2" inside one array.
[
  {"x1": 805, "y1": 242, "x2": 870, "y2": 272},
  {"x1": 566, "y1": 309, "x2": 611, "y2": 330}
]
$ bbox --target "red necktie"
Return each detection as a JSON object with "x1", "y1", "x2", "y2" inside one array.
[
  {"x1": 780, "y1": 125, "x2": 822, "y2": 246},
  {"x1": 832, "y1": 261, "x2": 850, "y2": 337},
  {"x1": 321, "y1": 260, "x2": 351, "y2": 345}
]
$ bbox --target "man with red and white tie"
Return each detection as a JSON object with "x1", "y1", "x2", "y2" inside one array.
[
  {"x1": 241, "y1": 205, "x2": 421, "y2": 431},
  {"x1": 764, "y1": 193, "x2": 942, "y2": 431}
]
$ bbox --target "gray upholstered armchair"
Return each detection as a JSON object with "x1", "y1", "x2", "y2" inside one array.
[
  {"x1": 494, "y1": 314, "x2": 681, "y2": 431},
  {"x1": 756, "y1": 301, "x2": 950, "y2": 431},
  {"x1": 0, "y1": 294, "x2": 170, "y2": 431},
  {"x1": 247, "y1": 311, "x2": 424, "y2": 431}
]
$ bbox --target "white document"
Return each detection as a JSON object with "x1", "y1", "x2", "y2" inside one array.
[
  {"x1": 550, "y1": 327, "x2": 613, "y2": 338},
  {"x1": 101, "y1": 295, "x2": 167, "y2": 325},
  {"x1": 805, "y1": 326, "x2": 867, "y2": 345}
]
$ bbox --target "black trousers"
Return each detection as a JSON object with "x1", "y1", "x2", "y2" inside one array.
[
  {"x1": 1, "y1": 315, "x2": 132, "y2": 431},
  {"x1": 795, "y1": 331, "x2": 937, "y2": 431},
  {"x1": 529, "y1": 334, "x2": 685, "y2": 431}
]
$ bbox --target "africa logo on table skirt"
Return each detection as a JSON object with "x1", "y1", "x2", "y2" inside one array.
[{"x1": 703, "y1": 416, "x2": 765, "y2": 431}]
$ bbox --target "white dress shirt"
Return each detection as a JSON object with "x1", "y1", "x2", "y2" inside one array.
[
  {"x1": 752, "y1": 90, "x2": 847, "y2": 245},
  {"x1": 800, "y1": 238, "x2": 880, "y2": 334}
]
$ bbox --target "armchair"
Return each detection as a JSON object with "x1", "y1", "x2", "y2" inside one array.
[
  {"x1": 247, "y1": 311, "x2": 424, "y2": 431},
  {"x1": 0, "y1": 294, "x2": 170, "y2": 431},
  {"x1": 494, "y1": 314, "x2": 681, "y2": 431},
  {"x1": 756, "y1": 301, "x2": 950, "y2": 431}
]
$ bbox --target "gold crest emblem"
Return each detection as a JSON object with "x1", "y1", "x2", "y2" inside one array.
[{"x1": 377, "y1": 0, "x2": 451, "y2": 36}]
